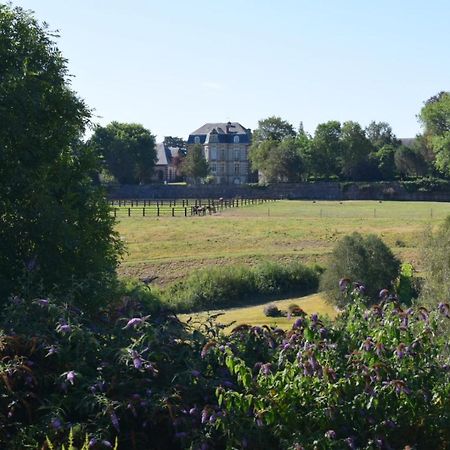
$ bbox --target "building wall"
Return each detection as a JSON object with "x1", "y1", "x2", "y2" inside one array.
[{"x1": 188, "y1": 141, "x2": 250, "y2": 184}]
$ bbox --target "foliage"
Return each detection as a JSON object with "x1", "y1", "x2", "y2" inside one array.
[
  {"x1": 90, "y1": 122, "x2": 157, "y2": 184},
  {"x1": 419, "y1": 91, "x2": 450, "y2": 174},
  {"x1": 45, "y1": 430, "x2": 118, "y2": 450},
  {"x1": 1, "y1": 288, "x2": 449, "y2": 449},
  {"x1": 309, "y1": 121, "x2": 342, "y2": 178},
  {"x1": 365, "y1": 121, "x2": 401, "y2": 150},
  {"x1": 252, "y1": 116, "x2": 296, "y2": 144},
  {"x1": 394, "y1": 145, "x2": 428, "y2": 178},
  {"x1": 420, "y1": 216, "x2": 450, "y2": 309},
  {"x1": 340, "y1": 121, "x2": 374, "y2": 180},
  {"x1": 263, "y1": 303, "x2": 282, "y2": 317},
  {"x1": 161, "y1": 261, "x2": 321, "y2": 312},
  {"x1": 182, "y1": 144, "x2": 209, "y2": 184},
  {"x1": 321, "y1": 232, "x2": 400, "y2": 307},
  {"x1": 0, "y1": 4, "x2": 123, "y2": 308},
  {"x1": 205, "y1": 297, "x2": 450, "y2": 449}
]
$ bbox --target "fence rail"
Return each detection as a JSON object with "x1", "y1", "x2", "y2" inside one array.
[{"x1": 109, "y1": 198, "x2": 276, "y2": 218}]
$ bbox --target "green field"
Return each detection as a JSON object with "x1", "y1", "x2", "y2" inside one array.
[{"x1": 116, "y1": 200, "x2": 450, "y2": 286}]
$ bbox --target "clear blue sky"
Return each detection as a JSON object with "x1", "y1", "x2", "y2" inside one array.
[{"x1": 12, "y1": 0, "x2": 450, "y2": 141}]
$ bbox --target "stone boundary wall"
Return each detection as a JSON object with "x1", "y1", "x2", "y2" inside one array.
[{"x1": 107, "y1": 182, "x2": 450, "y2": 202}]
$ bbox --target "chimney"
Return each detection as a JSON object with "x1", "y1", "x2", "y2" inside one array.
[{"x1": 226, "y1": 121, "x2": 231, "y2": 133}]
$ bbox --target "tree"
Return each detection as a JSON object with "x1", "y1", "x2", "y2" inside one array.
[
  {"x1": 321, "y1": 233, "x2": 400, "y2": 307},
  {"x1": 373, "y1": 144, "x2": 396, "y2": 180},
  {"x1": 163, "y1": 136, "x2": 187, "y2": 150},
  {"x1": 365, "y1": 121, "x2": 400, "y2": 150},
  {"x1": 249, "y1": 138, "x2": 303, "y2": 183},
  {"x1": 182, "y1": 144, "x2": 209, "y2": 184},
  {"x1": 309, "y1": 121, "x2": 342, "y2": 178},
  {"x1": 90, "y1": 122, "x2": 157, "y2": 184},
  {"x1": 394, "y1": 146, "x2": 427, "y2": 178},
  {"x1": 0, "y1": 5, "x2": 122, "y2": 307},
  {"x1": 419, "y1": 91, "x2": 450, "y2": 174},
  {"x1": 252, "y1": 116, "x2": 296, "y2": 144},
  {"x1": 340, "y1": 121, "x2": 374, "y2": 180}
]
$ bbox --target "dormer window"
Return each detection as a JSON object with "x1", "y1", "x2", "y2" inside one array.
[
  {"x1": 233, "y1": 135, "x2": 240, "y2": 144},
  {"x1": 194, "y1": 136, "x2": 200, "y2": 144}
]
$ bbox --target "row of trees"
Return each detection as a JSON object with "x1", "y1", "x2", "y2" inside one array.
[
  {"x1": 87, "y1": 94, "x2": 450, "y2": 186},
  {"x1": 249, "y1": 111, "x2": 448, "y2": 183}
]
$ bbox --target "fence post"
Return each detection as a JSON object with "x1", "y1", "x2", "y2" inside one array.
[
  {"x1": 157, "y1": 207, "x2": 160, "y2": 217},
  {"x1": 143, "y1": 208, "x2": 145, "y2": 217},
  {"x1": 128, "y1": 208, "x2": 131, "y2": 217},
  {"x1": 114, "y1": 208, "x2": 117, "y2": 218},
  {"x1": 172, "y1": 207, "x2": 175, "y2": 217},
  {"x1": 184, "y1": 207, "x2": 187, "y2": 217}
]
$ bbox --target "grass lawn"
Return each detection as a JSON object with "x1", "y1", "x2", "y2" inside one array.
[
  {"x1": 179, "y1": 293, "x2": 337, "y2": 331},
  {"x1": 116, "y1": 200, "x2": 450, "y2": 286}
]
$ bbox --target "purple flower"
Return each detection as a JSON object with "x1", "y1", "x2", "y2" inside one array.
[
  {"x1": 45, "y1": 345, "x2": 58, "y2": 357},
  {"x1": 34, "y1": 298, "x2": 49, "y2": 307},
  {"x1": 57, "y1": 323, "x2": 72, "y2": 334},
  {"x1": 260, "y1": 363, "x2": 272, "y2": 376},
  {"x1": 123, "y1": 316, "x2": 150, "y2": 329},
  {"x1": 111, "y1": 412, "x2": 120, "y2": 431},
  {"x1": 311, "y1": 313, "x2": 319, "y2": 323},
  {"x1": 189, "y1": 407, "x2": 198, "y2": 416},
  {"x1": 175, "y1": 432, "x2": 188, "y2": 439},
  {"x1": 345, "y1": 436, "x2": 356, "y2": 449},
  {"x1": 339, "y1": 278, "x2": 351, "y2": 292},
  {"x1": 293, "y1": 318, "x2": 304, "y2": 329},
  {"x1": 191, "y1": 369, "x2": 201, "y2": 378},
  {"x1": 101, "y1": 441, "x2": 113, "y2": 448},
  {"x1": 51, "y1": 417, "x2": 62, "y2": 430},
  {"x1": 325, "y1": 430, "x2": 337, "y2": 439},
  {"x1": 66, "y1": 370, "x2": 77, "y2": 385},
  {"x1": 379, "y1": 289, "x2": 389, "y2": 300},
  {"x1": 438, "y1": 302, "x2": 450, "y2": 318},
  {"x1": 417, "y1": 307, "x2": 429, "y2": 321},
  {"x1": 89, "y1": 438, "x2": 98, "y2": 447},
  {"x1": 394, "y1": 343, "x2": 406, "y2": 359},
  {"x1": 201, "y1": 408, "x2": 210, "y2": 424},
  {"x1": 374, "y1": 342, "x2": 384, "y2": 357}
]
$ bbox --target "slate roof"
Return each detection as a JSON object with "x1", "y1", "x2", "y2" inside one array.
[
  {"x1": 155, "y1": 144, "x2": 183, "y2": 166},
  {"x1": 187, "y1": 122, "x2": 251, "y2": 144}
]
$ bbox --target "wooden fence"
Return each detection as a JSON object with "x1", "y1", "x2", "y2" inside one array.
[{"x1": 109, "y1": 198, "x2": 276, "y2": 218}]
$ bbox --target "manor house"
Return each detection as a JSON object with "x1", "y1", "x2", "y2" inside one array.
[{"x1": 187, "y1": 122, "x2": 252, "y2": 184}]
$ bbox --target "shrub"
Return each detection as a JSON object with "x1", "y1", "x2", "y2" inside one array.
[
  {"x1": 161, "y1": 261, "x2": 320, "y2": 312},
  {"x1": 420, "y1": 216, "x2": 450, "y2": 314},
  {"x1": 263, "y1": 303, "x2": 282, "y2": 317},
  {"x1": 287, "y1": 303, "x2": 305, "y2": 316},
  {"x1": 321, "y1": 232, "x2": 400, "y2": 307}
]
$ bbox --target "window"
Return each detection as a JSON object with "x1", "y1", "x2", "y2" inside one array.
[
  {"x1": 211, "y1": 163, "x2": 217, "y2": 173},
  {"x1": 234, "y1": 148, "x2": 239, "y2": 160},
  {"x1": 220, "y1": 163, "x2": 225, "y2": 174},
  {"x1": 241, "y1": 147, "x2": 246, "y2": 160},
  {"x1": 209, "y1": 134, "x2": 218, "y2": 143},
  {"x1": 211, "y1": 146, "x2": 217, "y2": 160},
  {"x1": 233, "y1": 135, "x2": 240, "y2": 143},
  {"x1": 220, "y1": 148, "x2": 225, "y2": 160},
  {"x1": 234, "y1": 163, "x2": 240, "y2": 174},
  {"x1": 194, "y1": 136, "x2": 200, "y2": 144}
]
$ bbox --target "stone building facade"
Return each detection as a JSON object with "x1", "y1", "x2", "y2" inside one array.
[{"x1": 187, "y1": 122, "x2": 252, "y2": 184}]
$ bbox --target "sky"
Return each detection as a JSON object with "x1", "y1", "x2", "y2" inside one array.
[{"x1": 11, "y1": 0, "x2": 450, "y2": 141}]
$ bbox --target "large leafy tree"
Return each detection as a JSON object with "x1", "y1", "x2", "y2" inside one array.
[
  {"x1": 182, "y1": 144, "x2": 209, "y2": 184},
  {"x1": 340, "y1": 121, "x2": 374, "y2": 180},
  {"x1": 0, "y1": 5, "x2": 122, "y2": 307},
  {"x1": 309, "y1": 121, "x2": 342, "y2": 178},
  {"x1": 365, "y1": 121, "x2": 400, "y2": 150},
  {"x1": 419, "y1": 91, "x2": 450, "y2": 174},
  {"x1": 252, "y1": 116, "x2": 296, "y2": 144},
  {"x1": 90, "y1": 122, "x2": 157, "y2": 184}
]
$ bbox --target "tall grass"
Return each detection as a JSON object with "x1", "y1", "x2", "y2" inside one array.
[{"x1": 161, "y1": 261, "x2": 321, "y2": 312}]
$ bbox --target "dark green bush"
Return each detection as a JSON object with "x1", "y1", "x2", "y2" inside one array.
[
  {"x1": 161, "y1": 261, "x2": 320, "y2": 312},
  {"x1": 263, "y1": 303, "x2": 282, "y2": 317},
  {"x1": 321, "y1": 232, "x2": 400, "y2": 307}
]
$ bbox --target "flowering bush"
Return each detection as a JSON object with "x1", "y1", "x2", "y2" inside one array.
[{"x1": 0, "y1": 289, "x2": 449, "y2": 449}]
